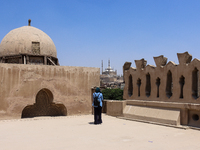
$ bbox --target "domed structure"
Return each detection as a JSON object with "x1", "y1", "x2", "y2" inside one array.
[
  {"x1": 0, "y1": 20, "x2": 100, "y2": 120},
  {"x1": 0, "y1": 23, "x2": 59, "y2": 65},
  {"x1": 102, "y1": 59, "x2": 117, "y2": 76}
]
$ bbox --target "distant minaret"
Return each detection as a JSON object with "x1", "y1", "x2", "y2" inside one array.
[
  {"x1": 108, "y1": 59, "x2": 110, "y2": 68},
  {"x1": 101, "y1": 60, "x2": 103, "y2": 74}
]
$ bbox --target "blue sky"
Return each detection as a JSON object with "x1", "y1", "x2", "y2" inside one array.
[{"x1": 0, "y1": 0, "x2": 200, "y2": 75}]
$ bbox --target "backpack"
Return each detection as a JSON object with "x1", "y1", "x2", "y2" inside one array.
[{"x1": 94, "y1": 93, "x2": 100, "y2": 106}]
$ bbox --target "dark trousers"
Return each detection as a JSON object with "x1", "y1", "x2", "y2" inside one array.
[{"x1": 94, "y1": 106, "x2": 102, "y2": 124}]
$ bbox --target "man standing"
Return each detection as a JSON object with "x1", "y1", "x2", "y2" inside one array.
[{"x1": 93, "y1": 87, "x2": 103, "y2": 124}]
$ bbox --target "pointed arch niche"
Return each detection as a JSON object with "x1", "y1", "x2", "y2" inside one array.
[
  {"x1": 166, "y1": 70, "x2": 173, "y2": 98},
  {"x1": 156, "y1": 77, "x2": 160, "y2": 98},
  {"x1": 179, "y1": 75, "x2": 185, "y2": 99},
  {"x1": 128, "y1": 75, "x2": 133, "y2": 97},
  {"x1": 192, "y1": 67, "x2": 199, "y2": 99},
  {"x1": 137, "y1": 78, "x2": 141, "y2": 97},
  {"x1": 145, "y1": 73, "x2": 151, "y2": 97}
]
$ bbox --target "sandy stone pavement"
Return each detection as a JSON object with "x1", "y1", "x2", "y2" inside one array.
[{"x1": 0, "y1": 114, "x2": 200, "y2": 150}]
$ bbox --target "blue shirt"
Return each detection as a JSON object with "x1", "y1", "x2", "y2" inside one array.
[{"x1": 92, "y1": 92, "x2": 103, "y2": 107}]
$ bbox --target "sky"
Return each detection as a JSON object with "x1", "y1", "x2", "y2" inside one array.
[{"x1": 0, "y1": 0, "x2": 200, "y2": 75}]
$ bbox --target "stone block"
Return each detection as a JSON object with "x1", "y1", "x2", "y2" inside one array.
[{"x1": 106, "y1": 100, "x2": 126, "y2": 117}]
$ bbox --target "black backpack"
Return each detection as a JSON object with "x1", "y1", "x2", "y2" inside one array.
[{"x1": 94, "y1": 93, "x2": 100, "y2": 106}]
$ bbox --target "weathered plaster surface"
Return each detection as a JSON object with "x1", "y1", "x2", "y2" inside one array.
[
  {"x1": 0, "y1": 63, "x2": 99, "y2": 119},
  {"x1": 0, "y1": 26, "x2": 57, "y2": 57},
  {"x1": 122, "y1": 52, "x2": 200, "y2": 127},
  {"x1": 123, "y1": 52, "x2": 200, "y2": 103}
]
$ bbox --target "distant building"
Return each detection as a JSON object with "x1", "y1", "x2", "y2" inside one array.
[
  {"x1": 102, "y1": 59, "x2": 117, "y2": 76},
  {"x1": 100, "y1": 59, "x2": 124, "y2": 89}
]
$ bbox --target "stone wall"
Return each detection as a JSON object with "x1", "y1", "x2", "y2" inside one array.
[
  {"x1": 123, "y1": 52, "x2": 200, "y2": 127},
  {"x1": 0, "y1": 63, "x2": 99, "y2": 119},
  {"x1": 123, "y1": 52, "x2": 200, "y2": 102}
]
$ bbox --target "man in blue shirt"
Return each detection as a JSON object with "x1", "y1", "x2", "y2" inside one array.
[{"x1": 92, "y1": 87, "x2": 103, "y2": 124}]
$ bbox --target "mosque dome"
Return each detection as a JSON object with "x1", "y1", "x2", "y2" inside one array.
[
  {"x1": 0, "y1": 26, "x2": 57, "y2": 58},
  {"x1": 0, "y1": 20, "x2": 58, "y2": 65}
]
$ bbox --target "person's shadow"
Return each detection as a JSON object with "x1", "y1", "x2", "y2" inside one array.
[{"x1": 88, "y1": 122, "x2": 95, "y2": 125}]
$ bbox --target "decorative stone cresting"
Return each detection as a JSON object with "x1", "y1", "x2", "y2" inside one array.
[
  {"x1": 123, "y1": 62, "x2": 132, "y2": 76},
  {"x1": 177, "y1": 51, "x2": 192, "y2": 65},
  {"x1": 135, "y1": 58, "x2": 147, "y2": 69},
  {"x1": 153, "y1": 55, "x2": 167, "y2": 67},
  {"x1": 122, "y1": 51, "x2": 200, "y2": 128},
  {"x1": 123, "y1": 62, "x2": 132, "y2": 72}
]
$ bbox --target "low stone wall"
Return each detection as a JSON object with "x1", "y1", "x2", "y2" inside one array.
[
  {"x1": 103, "y1": 99, "x2": 200, "y2": 127},
  {"x1": 125, "y1": 99, "x2": 200, "y2": 127},
  {"x1": 104, "y1": 100, "x2": 126, "y2": 117}
]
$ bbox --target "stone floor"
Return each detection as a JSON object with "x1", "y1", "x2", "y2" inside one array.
[{"x1": 0, "y1": 114, "x2": 200, "y2": 150}]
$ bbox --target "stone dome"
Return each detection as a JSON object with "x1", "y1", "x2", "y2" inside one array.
[{"x1": 0, "y1": 26, "x2": 57, "y2": 58}]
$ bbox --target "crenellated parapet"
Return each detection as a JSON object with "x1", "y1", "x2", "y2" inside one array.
[
  {"x1": 123, "y1": 51, "x2": 200, "y2": 102},
  {"x1": 123, "y1": 51, "x2": 200, "y2": 127}
]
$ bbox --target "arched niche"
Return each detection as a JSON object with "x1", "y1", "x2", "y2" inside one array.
[
  {"x1": 137, "y1": 78, "x2": 141, "y2": 97},
  {"x1": 128, "y1": 75, "x2": 133, "y2": 97},
  {"x1": 192, "y1": 68, "x2": 199, "y2": 99},
  {"x1": 145, "y1": 73, "x2": 151, "y2": 97},
  {"x1": 179, "y1": 75, "x2": 185, "y2": 99},
  {"x1": 166, "y1": 70, "x2": 173, "y2": 98},
  {"x1": 21, "y1": 88, "x2": 67, "y2": 118},
  {"x1": 156, "y1": 77, "x2": 160, "y2": 98}
]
